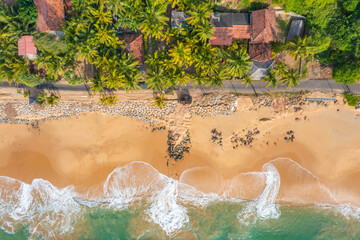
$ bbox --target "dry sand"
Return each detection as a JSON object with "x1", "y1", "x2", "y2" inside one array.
[{"x1": 0, "y1": 93, "x2": 359, "y2": 206}]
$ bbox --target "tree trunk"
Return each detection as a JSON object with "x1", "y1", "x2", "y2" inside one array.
[
  {"x1": 298, "y1": 57, "x2": 302, "y2": 74},
  {"x1": 251, "y1": 83, "x2": 258, "y2": 97}
]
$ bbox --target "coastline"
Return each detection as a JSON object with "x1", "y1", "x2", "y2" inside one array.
[{"x1": 0, "y1": 91, "x2": 359, "y2": 208}]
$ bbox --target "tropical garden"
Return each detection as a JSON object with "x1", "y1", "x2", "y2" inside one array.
[{"x1": 0, "y1": 0, "x2": 358, "y2": 106}]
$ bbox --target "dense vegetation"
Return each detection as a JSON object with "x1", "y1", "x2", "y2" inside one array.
[
  {"x1": 1, "y1": 0, "x2": 358, "y2": 106},
  {"x1": 274, "y1": 0, "x2": 360, "y2": 84}
]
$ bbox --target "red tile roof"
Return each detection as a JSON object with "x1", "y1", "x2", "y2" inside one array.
[
  {"x1": 118, "y1": 33, "x2": 145, "y2": 65},
  {"x1": 251, "y1": 9, "x2": 276, "y2": 43},
  {"x1": 18, "y1": 36, "x2": 37, "y2": 55},
  {"x1": 233, "y1": 25, "x2": 251, "y2": 39},
  {"x1": 34, "y1": 0, "x2": 65, "y2": 32},
  {"x1": 249, "y1": 42, "x2": 273, "y2": 62},
  {"x1": 210, "y1": 27, "x2": 233, "y2": 46}
]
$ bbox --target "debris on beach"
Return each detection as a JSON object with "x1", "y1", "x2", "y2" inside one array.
[
  {"x1": 231, "y1": 128, "x2": 260, "y2": 149},
  {"x1": 210, "y1": 128, "x2": 223, "y2": 146}
]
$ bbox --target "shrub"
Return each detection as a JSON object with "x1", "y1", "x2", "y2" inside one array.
[
  {"x1": 333, "y1": 62, "x2": 360, "y2": 85},
  {"x1": 343, "y1": 93, "x2": 359, "y2": 106},
  {"x1": 16, "y1": 72, "x2": 44, "y2": 87}
]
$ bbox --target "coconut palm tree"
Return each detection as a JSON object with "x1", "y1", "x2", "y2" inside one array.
[
  {"x1": 280, "y1": 69, "x2": 300, "y2": 89},
  {"x1": 90, "y1": 74, "x2": 105, "y2": 94},
  {"x1": 187, "y1": 4, "x2": 212, "y2": 26},
  {"x1": 271, "y1": 61, "x2": 290, "y2": 79},
  {"x1": 140, "y1": 0, "x2": 168, "y2": 40},
  {"x1": 288, "y1": 35, "x2": 318, "y2": 73},
  {"x1": 46, "y1": 93, "x2": 59, "y2": 106},
  {"x1": 169, "y1": 42, "x2": 193, "y2": 67},
  {"x1": 37, "y1": 93, "x2": 47, "y2": 105},
  {"x1": 223, "y1": 48, "x2": 252, "y2": 79},
  {"x1": 263, "y1": 72, "x2": 277, "y2": 89},
  {"x1": 152, "y1": 93, "x2": 167, "y2": 109},
  {"x1": 195, "y1": 24, "x2": 214, "y2": 43},
  {"x1": 146, "y1": 67, "x2": 167, "y2": 91},
  {"x1": 241, "y1": 75, "x2": 257, "y2": 96}
]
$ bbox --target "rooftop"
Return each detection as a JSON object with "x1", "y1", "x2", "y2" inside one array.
[
  {"x1": 34, "y1": 0, "x2": 65, "y2": 32},
  {"x1": 251, "y1": 9, "x2": 276, "y2": 43},
  {"x1": 249, "y1": 42, "x2": 273, "y2": 62},
  {"x1": 18, "y1": 36, "x2": 37, "y2": 59},
  {"x1": 118, "y1": 32, "x2": 145, "y2": 65},
  {"x1": 210, "y1": 12, "x2": 251, "y2": 45}
]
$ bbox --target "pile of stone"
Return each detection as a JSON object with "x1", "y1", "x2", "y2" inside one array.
[
  {"x1": 210, "y1": 128, "x2": 223, "y2": 146},
  {"x1": 167, "y1": 130, "x2": 191, "y2": 161},
  {"x1": 189, "y1": 95, "x2": 236, "y2": 117},
  {"x1": 231, "y1": 128, "x2": 260, "y2": 148},
  {"x1": 0, "y1": 100, "x2": 176, "y2": 124},
  {"x1": 284, "y1": 130, "x2": 295, "y2": 143},
  {"x1": 151, "y1": 126, "x2": 166, "y2": 132},
  {"x1": 252, "y1": 97, "x2": 273, "y2": 108}
]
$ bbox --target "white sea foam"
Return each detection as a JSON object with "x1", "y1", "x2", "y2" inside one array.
[
  {"x1": 237, "y1": 163, "x2": 281, "y2": 225},
  {"x1": 0, "y1": 159, "x2": 358, "y2": 239},
  {"x1": 0, "y1": 176, "x2": 83, "y2": 239},
  {"x1": 146, "y1": 179, "x2": 189, "y2": 235}
]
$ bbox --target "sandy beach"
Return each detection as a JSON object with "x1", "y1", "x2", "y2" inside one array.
[{"x1": 0, "y1": 92, "x2": 359, "y2": 207}]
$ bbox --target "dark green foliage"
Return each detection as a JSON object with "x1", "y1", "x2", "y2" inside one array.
[
  {"x1": 343, "y1": 93, "x2": 359, "y2": 106},
  {"x1": 341, "y1": 0, "x2": 360, "y2": 12},
  {"x1": 274, "y1": 0, "x2": 360, "y2": 85},
  {"x1": 16, "y1": 0, "x2": 38, "y2": 24},
  {"x1": 64, "y1": 71, "x2": 87, "y2": 85},
  {"x1": 249, "y1": 1, "x2": 269, "y2": 11},
  {"x1": 16, "y1": 72, "x2": 44, "y2": 87},
  {"x1": 34, "y1": 33, "x2": 71, "y2": 56},
  {"x1": 333, "y1": 61, "x2": 360, "y2": 84}
]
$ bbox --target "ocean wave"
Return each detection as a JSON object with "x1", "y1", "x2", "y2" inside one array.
[
  {"x1": 237, "y1": 163, "x2": 281, "y2": 225},
  {"x1": 0, "y1": 177, "x2": 83, "y2": 239},
  {"x1": 0, "y1": 159, "x2": 359, "y2": 239}
]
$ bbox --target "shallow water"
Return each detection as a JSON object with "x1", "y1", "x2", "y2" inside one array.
[{"x1": 0, "y1": 161, "x2": 359, "y2": 239}]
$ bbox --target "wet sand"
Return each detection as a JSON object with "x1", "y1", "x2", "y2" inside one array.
[{"x1": 0, "y1": 96, "x2": 359, "y2": 206}]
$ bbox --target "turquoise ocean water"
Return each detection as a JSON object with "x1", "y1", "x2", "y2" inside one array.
[{"x1": 0, "y1": 161, "x2": 359, "y2": 240}]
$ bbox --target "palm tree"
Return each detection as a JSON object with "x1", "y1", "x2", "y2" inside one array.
[
  {"x1": 37, "y1": 93, "x2": 47, "y2": 105},
  {"x1": 196, "y1": 24, "x2": 214, "y2": 43},
  {"x1": 152, "y1": 93, "x2": 167, "y2": 109},
  {"x1": 140, "y1": 0, "x2": 168, "y2": 40},
  {"x1": 280, "y1": 69, "x2": 300, "y2": 89},
  {"x1": 263, "y1": 72, "x2": 277, "y2": 89},
  {"x1": 241, "y1": 75, "x2": 257, "y2": 96},
  {"x1": 90, "y1": 74, "x2": 105, "y2": 94},
  {"x1": 288, "y1": 36, "x2": 316, "y2": 73},
  {"x1": 46, "y1": 93, "x2": 59, "y2": 106},
  {"x1": 223, "y1": 48, "x2": 252, "y2": 79},
  {"x1": 146, "y1": 67, "x2": 167, "y2": 91},
  {"x1": 271, "y1": 61, "x2": 290, "y2": 79},
  {"x1": 187, "y1": 4, "x2": 212, "y2": 26},
  {"x1": 169, "y1": 42, "x2": 193, "y2": 67}
]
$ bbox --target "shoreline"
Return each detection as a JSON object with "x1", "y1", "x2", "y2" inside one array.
[{"x1": 0, "y1": 92, "x2": 360, "y2": 208}]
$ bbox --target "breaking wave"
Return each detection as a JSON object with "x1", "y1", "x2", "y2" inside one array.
[{"x1": 0, "y1": 159, "x2": 359, "y2": 239}]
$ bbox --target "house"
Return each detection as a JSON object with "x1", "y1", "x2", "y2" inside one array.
[
  {"x1": 34, "y1": 0, "x2": 65, "y2": 35},
  {"x1": 210, "y1": 12, "x2": 251, "y2": 45},
  {"x1": 171, "y1": 10, "x2": 188, "y2": 29},
  {"x1": 249, "y1": 9, "x2": 275, "y2": 63},
  {"x1": 118, "y1": 32, "x2": 145, "y2": 66},
  {"x1": 18, "y1": 36, "x2": 37, "y2": 60},
  {"x1": 287, "y1": 19, "x2": 305, "y2": 42}
]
